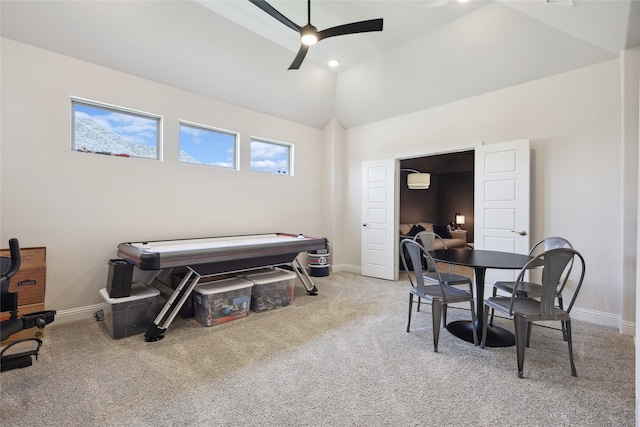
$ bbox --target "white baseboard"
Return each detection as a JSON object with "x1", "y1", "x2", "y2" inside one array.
[
  {"x1": 570, "y1": 306, "x2": 619, "y2": 327},
  {"x1": 335, "y1": 263, "x2": 360, "y2": 274},
  {"x1": 53, "y1": 303, "x2": 105, "y2": 324},
  {"x1": 619, "y1": 319, "x2": 636, "y2": 336},
  {"x1": 570, "y1": 306, "x2": 634, "y2": 334}
]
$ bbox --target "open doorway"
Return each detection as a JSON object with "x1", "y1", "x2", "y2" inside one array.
[
  {"x1": 399, "y1": 150, "x2": 475, "y2": 243},
  {"x1": 363, "y1": 140, "x2": 528, "y2": 281}
]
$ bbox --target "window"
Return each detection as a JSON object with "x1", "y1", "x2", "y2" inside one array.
[
  {"x1": 72, "y1": 98, "x2": 161, "y2": 159},
  {"x1": 179, "y1": 121, "x2": 238, "y2": 169},
  {"x1": 250, "y1": 138, "x2": 292, "y2": 175}
]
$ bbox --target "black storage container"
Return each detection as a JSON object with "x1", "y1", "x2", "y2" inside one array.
[{"x1": 106, "y1": 259, "x2": 134, "y2": 298}]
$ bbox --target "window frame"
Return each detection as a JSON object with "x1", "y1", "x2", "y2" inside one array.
[
  {"x1": 178, "y1": 120, "x2": 239, "y2": 170},
  {"x1": 250, "y1": 137, "x2": 294, "y2": 176},
  {"x1": 71, "y1": 97, "x2": 162, "y2": 160}
]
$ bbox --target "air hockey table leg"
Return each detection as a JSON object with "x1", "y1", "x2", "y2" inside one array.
[
  {"x1": 290, "y1": 258, "x2": 318, "y2": 295},
  {"x1": 145, "y1": 267, "x2": 201, "y2": 342}
]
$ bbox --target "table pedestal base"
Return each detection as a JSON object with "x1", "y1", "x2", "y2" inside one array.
[{"x1": 446, "y1": 320, "x2": 515, "y2": 348}]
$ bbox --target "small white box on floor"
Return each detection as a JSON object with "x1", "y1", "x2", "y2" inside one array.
[
  {"x1": 243, "y1": 268, "x2": 296, "y2": 312},
  {"x1": 99, "y1": 283, "x2": 160, "y2": 339},
  {"x1": 193, "y1": 277, "x2": 253, "y2": 326}
]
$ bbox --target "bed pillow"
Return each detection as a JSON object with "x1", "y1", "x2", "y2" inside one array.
[
  {"x1": 407, "y1": 224, "x2": 426, "y2": 236},
  {"x1": 433, "y1": 225, "x2": 452, "y2": 239},
  {"x1": 416, "y1": 222, "x2": 434, "y2": 233}
]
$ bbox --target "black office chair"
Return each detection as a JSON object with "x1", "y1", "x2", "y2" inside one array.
[{"x1": 1, "y1": 238, "x2": 56, "y2": 372}]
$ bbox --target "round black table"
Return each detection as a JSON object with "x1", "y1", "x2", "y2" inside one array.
[{"x1": 430, "y1": 248, "x2": 533, "y2": 347}]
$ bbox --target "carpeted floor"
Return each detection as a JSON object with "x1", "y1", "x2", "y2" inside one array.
[{"x1": 0, "y1": 271, "x2": 635, "y2": 426}]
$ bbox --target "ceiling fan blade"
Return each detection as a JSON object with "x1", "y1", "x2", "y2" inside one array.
[
  {"x1": 318, "y1": 18, "x2": 383, "y2": 41},
  {"x1": 288, "y1": 45, "x2": 310, "y2": 70},
  {"x1": 249, "y1": 0, "x2": 301, "y2": 32}
]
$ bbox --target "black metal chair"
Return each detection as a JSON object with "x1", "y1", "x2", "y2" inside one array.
[
  {"x1": 414, "y1": 231, "x2": 474, "y2": 325},
  {"x1": 481, "y1": 248, "x2": 585, "y2": 378},
  {"x1": 488, "y1": 237, "x2": 573, "y2": 341},
  {"x1": 401, "y1": 239, "x2": 477, "y2": 352},
  {"x1": 1, "y1": 238, "x2": 56, "y2": 371}
]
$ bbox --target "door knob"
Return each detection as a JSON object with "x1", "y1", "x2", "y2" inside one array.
[{"x1": 510, "y1": 230, "x2": 527, "y2": 236}]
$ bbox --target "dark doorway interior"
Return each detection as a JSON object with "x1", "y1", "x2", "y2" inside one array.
[{"x1": 400, "y1": 150, "x2": 474, "y2": 242}]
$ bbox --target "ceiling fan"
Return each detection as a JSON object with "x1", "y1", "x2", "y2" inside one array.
[{"x1": 249, "y1": 0, "x2": 384, "y2": 70}]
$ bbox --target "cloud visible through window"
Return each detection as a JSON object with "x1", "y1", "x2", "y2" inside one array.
[{"x1": 250, "y1": 139, "x2": 290, "y2": 175}]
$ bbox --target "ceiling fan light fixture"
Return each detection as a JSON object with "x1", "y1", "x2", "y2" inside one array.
[
  {"x1": 250, "y1": 0, "x2": 383, "y2": 69},
  {"x1": 300, "y1": 26, "x2": 318, "y2": 46},
  {"x1": 301, "y1": 34, "x2": 317, "y2": 46}
]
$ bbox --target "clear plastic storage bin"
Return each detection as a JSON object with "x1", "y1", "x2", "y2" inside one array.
[
  {"x1": 99, "y1": 283, "x2": 159, "y2": 339},
  {"x1": 193, "y1": 277, "x2": 253, "y2": 326},
  {"x1": 243, "y1": 268, "x2": 296, "y2": 312}
]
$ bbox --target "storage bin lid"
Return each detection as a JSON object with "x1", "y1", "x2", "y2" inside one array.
[
  {"x1": 99, "y1": 283, "x2": 159, "y2": 304},
  {"x1": 243, "y1": 268, "x2": 297, "y2": 285},
  {"x1": 194, "y1": 277, "x2": 253, "y2": 295}
]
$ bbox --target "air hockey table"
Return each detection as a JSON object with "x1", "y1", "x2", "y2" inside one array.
[{"x1": 117, "y1": 233, "x2": 328, "y2": 341}]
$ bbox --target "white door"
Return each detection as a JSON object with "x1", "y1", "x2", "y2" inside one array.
[
  {"x1": 475, "y1": 139, "x2": 531, "y2": 296},
  {"x1": 361, "y1": 160, "x2": 396, "y2": 280}
]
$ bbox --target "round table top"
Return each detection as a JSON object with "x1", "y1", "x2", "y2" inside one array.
[{"x1": 430, "y1": 248, "x2": 533, "y2": 270}]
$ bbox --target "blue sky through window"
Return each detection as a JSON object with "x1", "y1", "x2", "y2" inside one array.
[
  {"x1": 179, "y1": 123, "x2": 236, "y2": 167},
  {"x1": 250, "y1": 140, "x2": 290, "y2": 175}
]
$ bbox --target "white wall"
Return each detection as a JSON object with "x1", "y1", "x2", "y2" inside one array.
[
  {"x1": 0, "y1": 39, "x2": 326, "y2": 315},
  {"x1": 341, "y1": 58, "x2": 630, "y2": 329},
  {"x1": 622, "y1": 49, "x2": 640, "y2": 335},
  {"x1": 321, "y1": 118, "x2": 346, "y2": 270}
]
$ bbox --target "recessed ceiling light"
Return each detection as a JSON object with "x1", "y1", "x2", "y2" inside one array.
[{"x1": 328, "y1": 59, "x2": 340, "y2": 67}]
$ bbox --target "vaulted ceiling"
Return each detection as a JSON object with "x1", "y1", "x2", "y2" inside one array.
[{"x1": 2, "y1": 1, "x2": 639, "y2": 129}]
